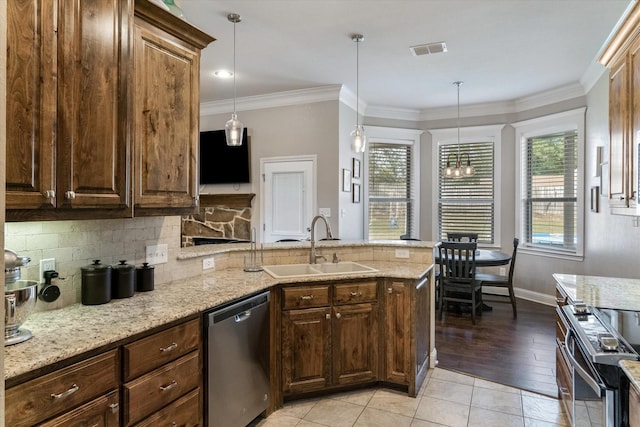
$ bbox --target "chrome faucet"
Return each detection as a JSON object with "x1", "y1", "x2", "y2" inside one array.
[{"x1": 309, "y1": 215, "x2": 334, "y2": 264}]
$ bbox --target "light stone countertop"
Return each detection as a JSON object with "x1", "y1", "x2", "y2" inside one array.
[
  {"x1": 620, "y1": 360, "x2": 640, "y2": 392},
  {"x1": 553, "y1": 273, "x2": 640, "y2": 311},
  {"x1": 5, "y1": 260, "x2": 431, "y2": 382}
]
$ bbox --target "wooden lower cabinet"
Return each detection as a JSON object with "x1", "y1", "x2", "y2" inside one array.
[
  {"x1": 38, "y1": 390, "x2": 120, "y2": 427},
  {"x1": 277, "y1": 274, "x2": 431, "y2": 402},
  {"x1": 630, "y1": 382, "x2": 640, "y2": 426},
  {"x1": 133, "y1": 388, "x2": 201, "y2": 427}
]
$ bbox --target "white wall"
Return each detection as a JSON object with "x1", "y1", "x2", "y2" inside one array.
[{"x1": 338, "y1": 102, "x2": 364, "y2": 240}]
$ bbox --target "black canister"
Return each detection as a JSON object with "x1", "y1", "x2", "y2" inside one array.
[
  {"x1": 112, "y1": 260, "x2": 135, "y2": 299},
  {"x1": 136, "y1": 262, "x2": 154, "y2": 292},
  {"x1": 81, "y1": 260, "x2": 112, "y2": 305}
]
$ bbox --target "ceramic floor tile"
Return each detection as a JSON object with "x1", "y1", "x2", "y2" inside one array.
[
  {"x1": 474, "y1": 377, "x2": 523, "y2": 394},
  {"x1": 414, "y1": 396, "x2": 470, "y2": 427},
  {"x1": 273, "y1": 399, "x2": 319, "y2": 420},
  {"x1": 303, "y1": 399, "x2": 365, "y2": 427},
  {"x1": 429, "y1": 368, "x2": 475, "y2": 386},
  {"x1": 366, "y1": 389, "x2": 421, "y2": 417},
  {"x1": 410, "y1": 420, "x2": 447, "y2": 427},
  {"x1": 471, "y1": 387, "x2": 523, "y2": 416},
  {"x1": 353, "y1": 406, "x2": 414, "y2": 427},
  {"x1": 422, "y1": 378, "x2": 473, "y2": 405},
  {"x1": 467, "y1": 406, "x2": 525, "y2": 427},
  {"x1": 521, "y1": 393, "x2": 570, "y2": 426},
  {"x1": 523, "y1": 418, "x2": 568, "y2": 427},
  {"x1": 329, "y1": 388, "x2": 376, "y2": 406},
  {"x1": 251, "y1": 414, "x2": 302, "y2": 427},
  {"x1": 298, "y1": 420, "x2": 329, "y2": 426}
]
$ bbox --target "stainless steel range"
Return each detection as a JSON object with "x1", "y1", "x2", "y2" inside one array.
[{"x1": 559, "y1": 302, "x2": 639, "y2": 427}]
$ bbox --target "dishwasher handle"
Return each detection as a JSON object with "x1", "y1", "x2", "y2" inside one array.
[{"x1": 235, "y1": 310, "x2": 252, "y2": 323}]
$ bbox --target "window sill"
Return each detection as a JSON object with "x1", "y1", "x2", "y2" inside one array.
[{"x1": 519, "y1": 247, "x2": 584, "y2": 262}]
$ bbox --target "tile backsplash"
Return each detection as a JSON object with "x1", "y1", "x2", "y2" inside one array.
[{"x1": 4, "y1": 216, "x2": 200, "y2": 312}]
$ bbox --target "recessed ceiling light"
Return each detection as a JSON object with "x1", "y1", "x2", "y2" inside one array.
[{"x1": 213, "y1": 70, "x2": 233, "y2": 78}]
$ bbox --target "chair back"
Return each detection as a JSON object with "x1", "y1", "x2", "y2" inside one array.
[
  {"x1": 438, "y1": 241, "x2": 477, "y2": 283},
  {"x1": 508, "y1": 238, "x2": 519, "y2": 281},
  {"x1": 446, "y1": 232, "x2": 479, "y2": 243}
]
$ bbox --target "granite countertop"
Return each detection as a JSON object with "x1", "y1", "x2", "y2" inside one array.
[
  {"x1": 5, "y1": 260, "x2": 431, "y2": 382},
  {"x1": 620, "y1": 360, "x2": 640, "y2": 391},
  {"x1": 553, "y1": 273, "x2": 640, "y2": 311}
]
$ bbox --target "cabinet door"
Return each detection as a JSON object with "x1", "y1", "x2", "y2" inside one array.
[
  {"x1": 384, "y1": 280, "x2": 411, "y2": 385},
  {"x1": 629, "y1": 35, "x2": 640, "y2": 205},
  {"x1": 609, "y1": 55, "x2": 629, "y2": 205},
  {"x1": 414, "y1": 275, "x2": 430, "y2": 391},
  {"x1": 132, "y1": 20, "x2": 199, "y2": 212},
  {"x1": 6, "y1": 0, "x2": 56, "y2": 209},
  {"x1": 281, "y1": 307, "x2": 331, "y2": 394},
  {"x1": 56, "y1": 0, "x2": 131, "y2": 210},
  {"x1": 38, "y1": 390, "x2": 120, "y2": 427},
  {"x1": 332, "y1": 303, "x2": 378, "y2": 385},
  {"x1": 631, "y1": 382, "x2": 640, "y2": 427}
]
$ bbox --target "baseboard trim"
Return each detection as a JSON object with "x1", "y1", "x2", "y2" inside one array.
[{"x1": 482, "y1": 286, "x2": 555, "y2": 306}]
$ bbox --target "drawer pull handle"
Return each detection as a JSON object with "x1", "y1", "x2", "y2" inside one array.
[
  {"x1": 109, "y1": 403, "x2": 119, "y2": 413},
  {"x1": 387, "y1": 287, "x2": 393, "y2": 294},
  {"x1": 160, "y1": 342, "x2": 178, "y2": 353},
  {"x1": 65, "y1": 190, "x2": 76, "y2": 200},
  {"x1": 300, "y1": 295, "x2": 314, "y2": 301},
  {"x1": 51, "y1": 384, "x2": 79, "y2": 400},
  {"x1": 160, "y1": 380, "x2": 177, "y2": 392},
  {"x1": 349, "y1": 291, "x2": 362, "y2": 297}
]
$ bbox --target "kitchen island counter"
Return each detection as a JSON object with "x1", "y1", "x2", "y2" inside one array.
[
  {"x1": 5, "y1": 259, "x2": 432, "y2": 383},
  {"x1": 553, "y1": 273, "x2": 640, "y2": 311}
]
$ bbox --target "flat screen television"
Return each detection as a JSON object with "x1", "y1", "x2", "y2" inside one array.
[{"x1": 199, "y1": 129, "x2": 250, "y2": 184}]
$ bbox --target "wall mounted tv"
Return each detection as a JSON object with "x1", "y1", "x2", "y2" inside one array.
[{"x1": 199, "y1": 129, "x2": 250, "y2": 184}]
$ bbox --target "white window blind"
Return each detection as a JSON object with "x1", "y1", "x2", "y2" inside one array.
[
  {"x1": 438, "y1": 141, "x2": 494, "y2": 243},
  {"x1": 368, "y1": 143, "x2": 415, "y2": 240},
  {"x1": 524, "y1": 130, "x2": 577, "y2": 251}
]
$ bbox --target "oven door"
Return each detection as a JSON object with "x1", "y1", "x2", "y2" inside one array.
[{"x1": 565, "y1": 329, "x2": 615, "y2": 426}]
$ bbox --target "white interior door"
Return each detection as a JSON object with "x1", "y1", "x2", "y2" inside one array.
[{"x1": 262, "y1": 157, "x2": 315, "y2": 243}]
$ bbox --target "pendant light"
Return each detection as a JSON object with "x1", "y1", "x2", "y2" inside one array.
[
  {"x1": 444, "y1": 81, "x2": 475, "y2": 178},
  {"x1": 225, "y1": 13, "x2": 244, "y2": 146},
  {"x1": 351, "y1": 34, "x2": 366, "y2": 153}
]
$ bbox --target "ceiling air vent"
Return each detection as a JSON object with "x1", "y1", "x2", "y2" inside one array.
[{"x1": 409, "y1": 42, "x2": 448, "y2": 56}]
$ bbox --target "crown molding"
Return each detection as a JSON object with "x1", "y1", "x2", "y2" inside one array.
[
  {"x1": 200, "y1": 81, "x2": 587, "y2": 121},
  {"x1": 200, "y1": 85, "x2": 344, "y2": 116}
]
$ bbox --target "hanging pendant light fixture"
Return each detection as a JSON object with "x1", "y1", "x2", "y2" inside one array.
[
  {"x1": 225, "y1": 13, "x2": 244, "y2": 146},
  {"x1": 444, "y1": 81, "x2": 475, "y2": 178},
  {"x1": 351, "y1": 34, "x2": 366, "y2": 153}
]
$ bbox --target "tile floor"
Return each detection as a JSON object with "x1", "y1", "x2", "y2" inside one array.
[{"x1": 252, "y1": 368, "x2": 575, "y2": 427}]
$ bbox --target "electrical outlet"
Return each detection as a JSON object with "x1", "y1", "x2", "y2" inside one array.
[
  {"x1": 40, "y1": 258, "x2": 55, "y2": 281},
  {"x1": 319, "y1": 208, "x2": 331, "y2": 218},
  {"x1": 146, "y1": 244, "x2": 168, "y2": 265},
  {"x1": 395, "y1": 249, "x2": 410, "y2": 259},
  {"x1": 203, "y1": 257, "x2": 215, "y2": 270},
  {"x1": 499, "y1": 267, "x2": 507, "y2": 276}
]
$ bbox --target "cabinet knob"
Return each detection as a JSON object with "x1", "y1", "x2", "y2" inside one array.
[
  {"x1": 387, "y1": 287, "x2": 393, "y2": 294},
  {"x1": 349, "y1": 291, "x2": 362, "y2": 297},
  {"x1": 65, "y1": 191, "x2": 76, "y2": 200},
  {"x1": 335, "y1": 312, "x2": 341, "y2": 319},
  {"x1": 325, "y1": 313, "x2": 331, "y2": 320},
  {"x1": 44, "y1": 190, "x2": 55, "y2": 199},
  {"x1": 109, "y1": 403, "x2": 119, "y2": 414}
]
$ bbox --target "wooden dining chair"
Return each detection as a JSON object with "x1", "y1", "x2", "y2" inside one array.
[
  {"x1": 446, "y1": 232, "x2": 479, "y2": 242},
  {"x1": 475, "y1": 238, "x2": 519, "y2": 318},
  {"x1": 437, "y1": 241, "x2": 483, "y2": 325}
]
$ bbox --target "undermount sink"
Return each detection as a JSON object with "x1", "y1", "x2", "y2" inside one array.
[{"x1": 263, "y1": 261, "x2": 377, "y2": 279}]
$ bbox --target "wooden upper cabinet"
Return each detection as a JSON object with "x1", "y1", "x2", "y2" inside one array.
[
  {"x1": 6, "y1": 0, "x2": 56, "y2": 210},
  {"x1": 132, "y1": 2, "x2": 214, "y2": 214},
  {"x1": 56, "y1": 0, "x2": 131, "y2": 210},
  {"x1": 600, "y1": 2, "x2": 640, "y2": 211}
]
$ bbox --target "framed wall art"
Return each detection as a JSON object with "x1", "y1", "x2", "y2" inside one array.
[
  {"x1": 352, "y1": 158, "x2": 361, "y2": 179},
  {"x1": 342, "y1": 169, "x2": 351, "y2": 192},
  {"x1": 352, "y1": 183, "x2": 361, "y2": 203}
]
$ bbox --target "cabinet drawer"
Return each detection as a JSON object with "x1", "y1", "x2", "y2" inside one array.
[
  {"x1": 283, "y1": 285, "x2": 330, "y2": 309},
  {"x1": 124, "y1": 351, "x2": 200, "y2": 425},
  {"x1": 6, "y1": 349, "x2": 119, "y2": 427},
  {"x1": 124, "y1": 319, "x2": 200, "y2": 381},
  {"x1": 38, "y1": 390, "x2": 120, "y2": 427},
  {"x1": 133, "y1": 387, "x2": 201, "y2": 427},
  {"x1": 334, "y1": 281, "x2": 377, "y2": 304}
]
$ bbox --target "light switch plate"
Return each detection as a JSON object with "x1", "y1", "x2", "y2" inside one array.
[
  {"x1": 203, "y1": 257, "x2": 215, "y2": 270},
  {"x1": 319, "y1": 208, "x2": 331, "y2": 218},
  {"x1": 146, "y1": 244, "x2": 168, "y2": 265}
]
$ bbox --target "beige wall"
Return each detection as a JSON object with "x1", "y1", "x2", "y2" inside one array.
[{"x1": 199, "y1": 101, "x2": 345, "y2": 239}]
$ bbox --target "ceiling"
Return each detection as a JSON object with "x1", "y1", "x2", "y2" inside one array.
[{"x1": 179, "y1": 0, "x2": 634, "y2": 116}]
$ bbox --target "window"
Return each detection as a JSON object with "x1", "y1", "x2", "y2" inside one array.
[
  {"x1": 431, "y1": 125, "x2": 503, "y2": 246},
  {"x1": 514, "y1": 108, "x2": 585, "y2": 258},
  {"x1": 365, "y1": 127, "x2": 421, "y2": 241}
]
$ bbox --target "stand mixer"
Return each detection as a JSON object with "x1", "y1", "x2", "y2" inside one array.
[{"x1": 4, "y1": 248, "x2": 38, "y2": 346}]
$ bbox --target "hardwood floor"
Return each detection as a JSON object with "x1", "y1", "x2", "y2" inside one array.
[{"x1": 435, "y1": 297, "x2": 558, "y2": 398}]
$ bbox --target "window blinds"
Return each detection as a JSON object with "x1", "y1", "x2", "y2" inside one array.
[
  {"x1": 524, "y1": 130, "x2": 577, "y2": 251},
  {"x1": 438, "y1": 141, "x2": 494, "y2": 244},
  {"x1": 368, "y1": 143, "x2": 414, "y2": 240}
]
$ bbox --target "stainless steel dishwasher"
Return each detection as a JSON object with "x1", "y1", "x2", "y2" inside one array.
[{"x1": 206, "y1": 291, "x2": 270, "y2": 427}]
